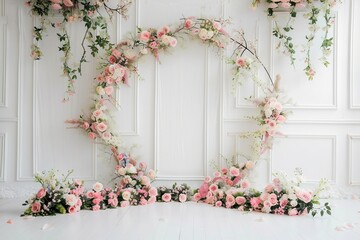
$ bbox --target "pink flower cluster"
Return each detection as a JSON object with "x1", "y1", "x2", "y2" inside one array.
[
  {"x1": 157, "y1": 183, "x2": 191, "y2": 203},
  {"x1": 50, "y1": 0, "x2": 74, "y2": 10},
  {"x1": 267, "y1": 0, "x2": 306, "y2": 9},
  {"x1": 82, "y1": 182, "x2": 119, "y2": 211}
]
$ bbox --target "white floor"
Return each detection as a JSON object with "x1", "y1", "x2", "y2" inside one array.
[{"x1": 0, "y1": 199, "x2": 359, "y2": 240}]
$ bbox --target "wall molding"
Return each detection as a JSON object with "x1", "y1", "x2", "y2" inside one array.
[
  {"x1": 269, "y1": 134, "x2": 337, "y2": 184},
  {"x1": 0, "y1": 0, "x2": 7, "y2": 108},
  {"x1": 349, "y1": 0, "x2": 360, "y2": 109},
  {"x1": 0, "y1": 133, "x2": 5, "y2": 181},
  {"x1": 269, "y1": 13, "x2": 338, "y2": 110},
  {"x1": 154, "y1": 48, "x2": 210, "y2": 181},
  {"x1": 224, "y1": 118, "x2": 360, "y2": 125},
  {"x1": 348, "y1": 134, "x2": 360, "y2": 186}
]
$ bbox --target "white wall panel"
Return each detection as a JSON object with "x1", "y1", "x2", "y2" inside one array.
[
  {"x1": 270, "y1": 13, "x2": 337, "y2": 109},
  {"x1": 350, "y1": 0, "x2": 360, "y2": 109},
  {"x1": 0, "y1": 0, "x2": 6, "y2": 107},
  {"x1": 0, "y1": 133, "x2": 5, "y2": 181},
  {"x1": 270, "y1": 135, "x2": 336, "y2": 183},
  {"x1": 348, "y1": 135, "x2": 360, "y2": 185}
]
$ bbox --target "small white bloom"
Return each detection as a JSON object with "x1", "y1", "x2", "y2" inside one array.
[
  {"x1": 117, "y1": 167, "x2": 126, "y2": 176},
  {"x1": 127, "y1": 165, "x2": 137, "y2": 174},
  {"x1": 122, "y1": 191, "x2": 131, "y2": 201},
  {"x1": 92, "y1": 182, "x2": 103, "y2": 192},
  {"x1": 96, "y1": 86, "x2": 105, "y2": 95},
  {"x1": 290, "y1": 200, "x2": 298, "y2": 207}
]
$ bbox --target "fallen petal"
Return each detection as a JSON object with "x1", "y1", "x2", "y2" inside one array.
[
  {"x1": 255, "y1": 217, "x2": 265, "y2": 222},
  {"x1": 335, "y1": 226, "x2": 345, "y2": 231},
  {"x1": 22, "y1": 216, "x2": 35, "y2": 220},
  {"x1": 41, "y1": 223, "x2": 53, "y2": 230},
  {"x1": 6, "y1": 219, "x2": 14, "y2": 224}
]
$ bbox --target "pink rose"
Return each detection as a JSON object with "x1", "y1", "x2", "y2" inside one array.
[
  {"x1": 31, "y1": 201, "x2": 41, "y2": 213},
  {"x1": 82, "y1": 121, "x2": 90, "y2": 130},
  {"x1": 215, "y1": 201, "x2": 222, "y2": 207},
  {"x1": 120, "y1": 201, "x2": 130, "y2": 207},
  {"x1": 268, "y1": 3, "x2": 278, "y2": 8},
  {"x1": 296, "y1": 190, "x2": 312, "y2": 203},
  {"x1": 51, "y1": 3, "x2": 62, "y2": 10},
  {"x1": 108, "y1": 55, "x2": 116, "y2": 64},
  {"x1": 235, "y1": 196, "x2": 246, "y2": 205},
  {"x1": 139, "y1": 31, "x2": 151, "y2": 42},
  {"x1": 281, "y1": 2, "x2": 291, "y2": 8},
  {"x1": 102, "y1": 131, "x2": 111, "y2": 140},
  {"x1": 198, "y1": 183, "x2": 209, "y2": 198},
  {"x1": 157, "y1": 30, "x2": 165, "y2": 38},
  {"x1": 169, "y1": 37, "x2": 177, "y2": 47},
  {"x1": 88, "y1": 132, "x2": 96, "y2": 139},
  {"x1": 140, "y1": 198, "x2": 148, "y2": 205},
  {"x1": 204, "y1": 176, "x2": 211, "y2": 183},
  {"x1": 96, "y1": 122, "x2": 107, "y2": 132},
  {"x1": 295, "y1": 3, "x2": 306, "y2": 9},
  {"x1": 140, "y1": 176, "x2": 150, "y2": 186},
  {"x1": 92, "y1": 198, "x2": 101, "y2": 205},
  {"x1": 68, "y1": 206, "x2": 77, "y2": 214},
  {"x1": 229, "y1": 167, "x2": 240, "y2": 177},
  {"x1": 148, "y1": 169, "x2": 156, "y2": 180},
  {"x1": 236, "y1": 57, "x2": 246, "y2": 67},
  {"x1": 276, "y1": 115, "x2": 286, "y2": 123},
  {"x1": 193, "y1": 193, "x2": 201, "y2": 202},
  {"x1": 213, "y1": 21, "x2": 222, "y2": 30},
  {"x1": 51, "y1": 0, "x2": 62, "y2": 3},
  {"x1": 162, "y1": 193, "x2": 172, "y2": 202},
  {"x1": 148, "y1": 196, "x2": 156, "y2": 204},
  {"x1": 112, "y1": 49, "x2": 122, "y2": 58},
  {"x1": 267, "y1": 119, "x2": 277, "y2": 128},
  {"x1": 245, "y1": 161, "x2": 254, "y2": 170},
  {"x1": 250, "y1": 197, "x2": 262, "y2": 208},
  {"x1": 214, "y1": 171, "x2": 221, "y2": 178},
  {"x1": 92, "y1": 205, "x2": 100, "y2": 211},
  {"x1": 63, "y1": 0, "x2": 74, "y2": 7},
  {"x1": 268, "y1": 193, "x2": 278, "y2": 205},
  {"x1": 264, "y1": 184, "x2": 274, "y2": 193},
  {"x1": 139, "y1": 162, "x2": 147, "y2": 170},
  {"x1": 104, "y1": 86, "x2": 114, "y2": 96},
  {"x1": 149, "y1": 41, "x2": 158, "y2": 49},
  {"x1": 209, "y1": 184, "x2": 218, "y2": 192},
  {"x1": 288, "y1": 208, "x2": 298, "y2": 216},
  {"x1": 162, "y1": 26, "x2": 170, "y2": 33},
  {"x1": 221, "y1": 168, "x2": 228, "y2": 174},
  {"x1": 86, "y1": 191, "x2": 95, "y2": 199},
  {"x1": 149, "y1": 187, "x2": 158, "y2": 197},
  {"x1": 179, "y1": 194, "x2": 187, "y2": 203},
  {"x1": 241, "y1": 180, "x2": 250, "y2": 189},
  {"x1": 280, "y1": 199, "x2": 288, "y2": 207},
  {"x1": 92, "y1": 109, "x2": 103, "y2": 119},
  {"x1": 76, "y1": 198, "x2": 82, "y2": 207},
  {"x1": 226, "y1": 194, "x2": 235, "y2": 207},
  {"x1": 36, "y1": 188, "x2": 46, "y2": 199},
  {"x1": 184, "y1": 19, "x2": 193, "y2": 29}
]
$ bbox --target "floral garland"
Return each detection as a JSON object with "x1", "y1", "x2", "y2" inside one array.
[
  {"x1": 22, "y1": 17, "x2": 332, "y2": 218},
  {"x1": 26, "y1": 0, "x2": 132, "y2": 101},
  {"x1": 252, "y1": 0, "x2": 339, "y2": 80}
]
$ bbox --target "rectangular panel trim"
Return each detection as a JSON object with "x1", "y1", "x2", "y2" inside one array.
[
  {"x1": 0, "y1": 0, "x2": 7, "y2": 107},
  {"x1": 348, "y1": 135, "x2": 360, "y2": 185},
  {"x1": 269, "y1": 134, "x2": 337, "y2": 184},
  {"x1": 0, "y1": 133, "x2": 5, "y2": 181}
]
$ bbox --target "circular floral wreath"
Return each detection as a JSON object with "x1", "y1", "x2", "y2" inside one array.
[{"x1": 22, "y1": 17, "x2": 331, "y2": 218}]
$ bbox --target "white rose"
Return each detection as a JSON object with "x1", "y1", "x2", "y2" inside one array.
[
  {"x1": 130, "y1": 180, "x2": 137, "y2": 186},
  {"x1": 290, "y1": 200, "x2": 298, "y2": 207},
  {"x1": 141, "y1": 176, "x2": 150, "y2": 186},
  {"x1": 140, "y1": 48, "x2": 148, "y2": 55},
  {"x1": 148, "y1": 169, "x2": 156, "y2": 180},
  {"x1": 112, "y1": 67, "x2": 126, "y2": 79},
  {"x1": 245, "y1": 161, "x2": 254, "y2": 170},
  {"x1": 160, "y1": 35, "x2": 171, "y2": 45},
  {"x1": 117, "y1": 167, "x2": 126, "y2": 176},
  {"x1": 64, "y1": 194, "x2": 77, "y2": 206},
  {"x1": 92, "y1": 182, "x2": 103, "y2": 192},
  {"x1": 127, "y1": 165, "x2": 137, "y2": 174},
  {"x1": 265, "y1": 109, "x2": 272, "y2": 118},
  {"x1": 96, "y1": 86, "x2": 105, "y2": 95},
  {"x1": 124, "y1": 49, "x2": 137, "y2": 60},
  {"x1": 206, "y1": 30, "x2": 214, "y2": 39},
  {"x1": 122, "y1": 191, "x2": 131, "y2": 201},
  {"x1": 198, "y1": 28, "x2": 208, "y2": 40}
]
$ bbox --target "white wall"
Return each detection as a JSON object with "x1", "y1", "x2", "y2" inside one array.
[{"x1": 0, "y1": 0, "x2": 359, "y2": 198}]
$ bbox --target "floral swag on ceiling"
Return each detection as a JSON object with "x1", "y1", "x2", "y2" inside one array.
[{"x1": 22, "y1": 1, "x2": 333, "y2": 218}]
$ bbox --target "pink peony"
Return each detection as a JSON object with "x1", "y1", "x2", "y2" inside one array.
[
  {"x1": 31, "y1": 201, "x2": 41, "y2": 213},
  {"x1": 36, "y1": 188, "x2": 46, "y2": 199},
  {"x1": 63, "y1": 0, "x2": 74, "y2": 7},
  {"x1": 288, "y1": 208, "x2": 298, "y2": 216},
  {"x1": 139, "y1": 31, "x2": 151, "y2": 42},
  {"x1": 179, "y1": 194, "x2": 187, "y2": 203},
  {"x1": 96, "y1": 122, "x2": 107, "y2": 132},
  {"x1": 51, "y1": 3, "x2": 62, "y2": 10},
  {"x1": 229, "y1": 167, "x2": 240, "y2": 177},
  {"x1": 149, "y1": 187, "x2": 158, "y2": 197},
  {"x1": 162, "y1": 193, "x2": 172, "y2": 202},
  {"x1": 92, "y1": 205, "x2": 100, "y2": 211},
  {"x1": 184, "y1": 19, "x2": 193, "y2": 29},
  {"x1": 235, "y1": 196, "x2": 246, "y2": 205}
]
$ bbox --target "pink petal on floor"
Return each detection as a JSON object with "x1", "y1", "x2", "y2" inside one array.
[
  {"x1": 6, "y1": 219, "x2": 14, "y2": 224},
  {"x1": 41, "y1": 223, "x2": 53, "y2": 230},
  {"x1": 335, "y1": 226, "x2": 345, "y2": 231}
]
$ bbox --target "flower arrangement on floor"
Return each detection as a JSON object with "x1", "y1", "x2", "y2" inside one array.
[
  {"x1": 194, "y1": 167, "x2": 331, "y2": 216},
  {"x1": 157, "y1": 183, "x2": 192, "y2": 203},
  {"x1": 26, "y1": 0, "x2": 132, "y2": 101},
  {"x1": 252, "y1": 0, "x2": 340, "y2": 80}
]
